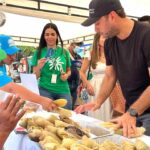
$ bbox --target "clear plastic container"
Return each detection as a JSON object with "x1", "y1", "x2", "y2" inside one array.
[
  {"x1": 93, "y1": 134, "x2": 131, "y2": 145},
  {"x1": 77, "y1": 120, "x2": 114, "y2": 138}
]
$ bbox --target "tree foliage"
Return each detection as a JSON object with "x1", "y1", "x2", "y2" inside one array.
[
  {"x1": 16, "y1": 45, "x2": 36, "y2": 60},
  {"x1": 17, "y1": 45, "x2": 36, "y2": 56}
]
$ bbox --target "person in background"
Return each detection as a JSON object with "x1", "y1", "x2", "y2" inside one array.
[
  {"x1": 32, "y1": 23, "x2": 72, "y2": 110},
  {"x1": 0, "y1": 34, "x2": 57, "y2": 111},
  {"x1": 138, "y1": 15, "x2": 150, "y2": 24},
  {"x1": 75, "y1": 22, "x2": 113, "y2": 121},
  {"x1": 76, "y1": 0, "x2": 150, "y2": 137},
  {"x1": 75, "y1": 22, "x2": 125, "y2": 120},
  {"x1": 67, "y1": 41, "x2": 82, "y2": 109},
  {"x1": 0, "y1": 94, "x2": 26, "y2": 149}
]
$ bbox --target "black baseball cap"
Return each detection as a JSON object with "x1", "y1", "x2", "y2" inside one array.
[{"x1": 82, "y1": 0, "x2": 123, "y2": 26}]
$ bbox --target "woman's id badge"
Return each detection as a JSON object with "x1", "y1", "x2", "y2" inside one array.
[{"x1": 51, "y1": 74, "x2": 57, "y2": 83}]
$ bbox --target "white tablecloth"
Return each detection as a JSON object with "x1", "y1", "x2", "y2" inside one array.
[
  {"x1": 3, "y1": 112, "x2": 150, "y2": 150},
  {"x1": 3, "y1": 131, "x2": 41, "y2": 150}
]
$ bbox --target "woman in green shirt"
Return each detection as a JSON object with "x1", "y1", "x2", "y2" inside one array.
[{"x1": 32, "y1": 23, "x2": 72, "y2": 110}]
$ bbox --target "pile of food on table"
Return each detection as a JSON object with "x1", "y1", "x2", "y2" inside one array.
[{"x1": 17, "y1": 107, "x2": 150, "y2": 150}]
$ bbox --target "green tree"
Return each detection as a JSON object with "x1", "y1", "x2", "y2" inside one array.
[{"x1": 17, "y1": 45, "x2": 36, "y2": 61}]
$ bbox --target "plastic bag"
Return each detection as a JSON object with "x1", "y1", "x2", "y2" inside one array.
[{"x1": 80, "y1": 88, "x2": 89, "y2": 104}]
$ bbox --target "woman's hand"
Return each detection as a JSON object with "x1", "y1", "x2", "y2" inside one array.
[
  {"x1": 37, "y1": 58, "x2": 47, "y2": 70},
  {"x1": 74, "y1": 102, "x2": 95, "y2": 114},
  {"x1": 60, "y1": 73, "x2": 69, "y2": 81},
  {"x1": 33, "y1": 58, "x2": 47, "y2": 77},
  {"x1": 40, "y1": 97, "x2": 58, "y2": 112},
  {"x1": 86, "y1": 82, "x2": 95, "y2": 96}
]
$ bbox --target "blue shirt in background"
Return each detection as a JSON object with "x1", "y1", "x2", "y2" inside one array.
[{"x1": 0, "y1": 65, "x2": 12, "y2": 87}]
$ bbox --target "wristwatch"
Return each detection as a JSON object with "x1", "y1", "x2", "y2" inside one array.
[{"x1": 127, "y1": 108, "x2": 138, "y2": 117}]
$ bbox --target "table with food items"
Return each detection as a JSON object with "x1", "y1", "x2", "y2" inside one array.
[{"x1": 4, "y1": 107, "x2": 150, "y2": 150}]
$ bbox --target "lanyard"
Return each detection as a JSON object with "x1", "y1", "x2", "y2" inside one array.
[{"x1": 45, "y1": 48, "x2": 54, "y2": 58}]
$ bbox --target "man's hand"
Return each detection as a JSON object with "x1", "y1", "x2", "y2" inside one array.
[
  {"x1": 0, "y1": 94, "x2": 26, "y2": 133},
  {"x1": 74, "y1": 99, "x2": 102, "y2": 114},
  {"x1": 74, "y1": 102, "x2": 95, "y2": 114},
  {"x1": 111, "y1": 112, "x2": 137, "y2": 138},
  {"x1": 40, "y1": 97, "x2": 58, "y2": 112}
]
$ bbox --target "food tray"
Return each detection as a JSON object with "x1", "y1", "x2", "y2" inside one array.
[
  {"x1": 76, "y1": 120, "x2": 114, "y2": 138},
  {"x1": 93, "y1": 134, "x2": 131, "y2": 144}
]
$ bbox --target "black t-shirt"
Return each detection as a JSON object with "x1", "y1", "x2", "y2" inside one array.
[{"x1": 104, "y1": 21, "x2": 150, "y2": 108}]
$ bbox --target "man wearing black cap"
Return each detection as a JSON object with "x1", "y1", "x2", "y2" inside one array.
[{"x1": 75, "y1": 0, "x2": 150, "y2": 137}]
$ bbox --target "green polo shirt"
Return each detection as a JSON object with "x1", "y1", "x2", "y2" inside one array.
[{"x1": 31, "y1": 47, "x2": 71, "y2": 94}]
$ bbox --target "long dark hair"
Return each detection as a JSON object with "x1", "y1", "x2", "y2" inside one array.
[
  {"x1": 37, "y1": 23, "x2": 63, "y2": 59},
  {"x1": 91, "y1": 33, "x2": 100, "y2": 69}
]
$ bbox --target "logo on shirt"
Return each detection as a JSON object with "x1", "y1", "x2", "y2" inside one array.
[
  {"x1": 8, "y1": 38, "x2": 15, "y2": 47},
  {"x1": 48, "y1": 57, "x2": 64, "y2": 72}
]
